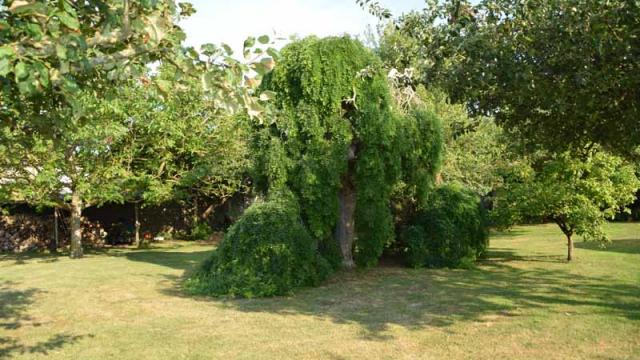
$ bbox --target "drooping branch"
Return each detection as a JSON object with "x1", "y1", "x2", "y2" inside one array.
[{"x1": 355, "y1": 0, "x2": 392, "y2": 20}]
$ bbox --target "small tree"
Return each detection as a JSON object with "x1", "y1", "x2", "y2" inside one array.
[
  {"x1": 493, "y1": 150, "x2": 640, "y2": 261},
  {"x1": 115, "y1": 75, "x2": 249, "y2": 247},
  {"x1": 0, "y1": 89, "x2": 133, "y2": 258}
]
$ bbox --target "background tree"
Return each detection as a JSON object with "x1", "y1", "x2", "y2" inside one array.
[
  {"x1": 385, "y1": 0, "x2": 640, "y2": 156},
  {"x1": 416, "y1": 88, "x2": 507, "y2": 196},
  {"x1": 385, "y1": 68, "x2": 508, "y2": 197},
  {"x1": 115, "y1": 73, "x2": 250, "y2": 247},
  {"x1": 0, "y1": 86, "x2": 134, "y2": 258},
  {"x1": 493, "y1": 150, "x2": 640, "y2": 261}
]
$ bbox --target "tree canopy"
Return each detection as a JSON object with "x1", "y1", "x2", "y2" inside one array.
[
  {"x1": 0, "y1": 0, "x2": 275, "y2": 257},
  {"x1": 383, "y1": 0, "x2": 640, "y2": 156}
]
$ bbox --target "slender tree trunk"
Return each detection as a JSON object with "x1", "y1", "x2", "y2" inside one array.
[
  {"x1": 69, "y1": 193, "x2": 83, "y2": 259},
  {"x1": 554, "y1": 219, "x2": 574, "y2": 262},
  {"x1": 193, "y1": 195, "x2": 199, "y2": 227},
  {"x1": 51, "y1": 207, "x2": 59, "y2": 253},
  {"x1": 134, "y1": 202, "x2": 143, "y2": 248},
  {"x1": 566, "y1": 234, "x2": 573, "y2": 261}
]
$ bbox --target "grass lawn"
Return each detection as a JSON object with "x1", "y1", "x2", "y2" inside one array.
[{"x1": 1, "y1": 223, "x2": 639, "y2": 359}]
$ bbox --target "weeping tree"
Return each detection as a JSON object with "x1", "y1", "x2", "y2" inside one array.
[{"x1": 252, "y1": 36, "x2": 442, "y2": 268}]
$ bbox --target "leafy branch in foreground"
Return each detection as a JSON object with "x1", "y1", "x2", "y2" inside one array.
[
  {"x1": 0, "y1": 0, "x2": 278, "y2": 122},
  {"x1": 355, "y1": 0, "x2": 392, "y2": 20}
]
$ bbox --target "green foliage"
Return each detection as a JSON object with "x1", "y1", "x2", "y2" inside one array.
[
  {"x1": 396, "y1": 107, "x2": 444, "y2": 206},
  {"x1": 189, "y1": 222, "x2": 214, "y2": 241},
  {"x1": 390, "y1": 106, "x2": 444, "y2": 236},
  {"x1": 0, "y1": 0, "x2": 276, "y2": 123},
  {"x1": 0, "y1": 87, "x2": 133, "y2": 210},
  {"x1": 386, "y1": 0, "x2": 640, "y2": 156},
  {"x1": 380, "y1": 30, "x2": 512, "y2": 197},
  {"x1": 254, "y1": 36, "x2": 399, "y2": 267},
  {"x1": 186, "y1": 196, "x2": 331, "y2": 298},
  {"x1": 416, "y1": 88, "x2": 508, "y2": 196},
  {"x1": 401, "y1": 184, "x2": 489, "y2": 268},
  {"x1": 116, "y1": 69, "x2": 250, "y2": 208},
  {"x1": 355, "y1": 0, "x2": 392, "y2": 20},
  {"x1": 493, "y1": 150, "x2": 640, "y2": 243}
]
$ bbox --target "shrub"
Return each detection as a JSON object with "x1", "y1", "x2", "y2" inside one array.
[
  {"x1": 189, "y1": 222, "x2": 213, "y2": 240},
  {"x1": 401, "y1": 184, "x2": 488, "y2": 268},
  {"x1": 185, "y1": 196, "x2": 331, "y2": 298}
]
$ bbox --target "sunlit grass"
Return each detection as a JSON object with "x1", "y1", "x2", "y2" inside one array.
[{"x1": 1, "y1": 223, "x2": 639, "y2": 359}]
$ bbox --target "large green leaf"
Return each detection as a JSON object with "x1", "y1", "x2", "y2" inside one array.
[
  {"x1": 56, "y1": 11, "x2": 80, "y2": 30},
  {"x1": 0, "y1": 58, "x2": 11, "y2": 77},
  {"x1": 14, "y1": 61, "x2": 28, "y2": 81},
  {"x1": 0, "y1": 46, "x2": 15, "y2": 59}
]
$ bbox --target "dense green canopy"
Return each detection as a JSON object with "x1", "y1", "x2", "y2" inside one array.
[
  {"x1": 382, "y1": 0, "x2": 640, "y2": 156},
  {"x1": 253, "y1": 36, "x2": 442, "y2": 267}
]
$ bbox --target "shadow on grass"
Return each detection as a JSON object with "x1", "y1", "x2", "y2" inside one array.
[
  {"x1": 576, "y1": 238, "x2": 640, "y2": 255},
  {"x1": 0, "y1": 252, "x2": 64, "y2": 265},
  {"x1": 483, "y1": 248, "x2": 568, "y2": 263},
  {"x1": 0, "y1": 281, "x2": 91, "y2": 357},
  {"x1": 124, "y1": 250, "x2": 212, "y2": 271},
  {"x1": 489, "y1": 229, "x2": 528, "y2": 239},
  {"x1": 0, "y1": 248, "x2": 110, "y2": 265},
  {"x1": 143, "y1": 241, "x2": 640, "y2": 341},
  {"x1": 0, "y1": 241, "x2": 212, "y2": 266},
  {"x1": 219, "y1": 264, "x2": 638, "y2": 339}
]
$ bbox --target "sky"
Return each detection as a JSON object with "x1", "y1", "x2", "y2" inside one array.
[{"x1": 180, "y1": 0, "x2": 426, "y2": 54}]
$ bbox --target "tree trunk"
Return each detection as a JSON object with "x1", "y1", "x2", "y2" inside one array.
[
  {"x1": 193, "y1": 195, "x2": 199, "y2": 228},
  {"x1": 69, "y1": 193, "x2": 83, "y2": 259},
  {"x1": 335, "y1": 143, "x2": 358, "y2": 269},
  {"x1": 134, "y1": 202, "x2": 143, "y2": 248},
  {"x1": 336, "y1": 177, "x2": 356, "y2": 268},
  {"x1": 554, "y1": 219, "x2": 574, "y2": 262},
  {"x1": 51, "y1": 207, "x2": 59, "y2": 253}
]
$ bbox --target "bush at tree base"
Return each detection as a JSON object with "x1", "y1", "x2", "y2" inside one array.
[
  {"x1": 401, "y1": 184, "x2": 489, "y2": 269},
  {"x1": 185, "y1": 195, "x2": 331, "y2": 298}
]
